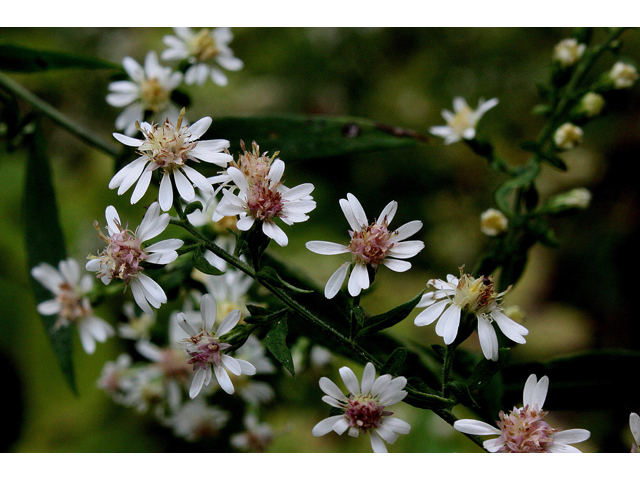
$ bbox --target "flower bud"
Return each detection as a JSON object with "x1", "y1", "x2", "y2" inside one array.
[
  {"x1": 553, "y1": 38, "x2": 586, "y2": 68},
  {"x1": 480, "y1": 208, "x2": 508, "y2": 236},
  {"x1": 578, "y1": 92, "x2": 605, "y2": 117},
  {"x1": 609, "y1": 61, "x2": 639, "y2": 89},
  {"x1": 543, "y1": 188, "x2": 592, "y2": 214},
  {"x1": 553, "y1": 123, "x2": 583, "y2": 150}
]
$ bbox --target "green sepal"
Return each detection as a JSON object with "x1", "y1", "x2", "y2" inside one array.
[
  {"x1": 264, "y1": 313, "x2": 295, "y2": 377},
  {"x1": 219, "y1": 323, "x2": 258, "y2": 353},
  {"x1": 355, "y1": 287, "x2": 426, "y2": 338}
]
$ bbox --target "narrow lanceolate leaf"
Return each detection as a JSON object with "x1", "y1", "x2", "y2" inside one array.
[
  {"x1": 192, "y1": 244, "x2": 225, "y2": 276},
  {"x1": 257, "y1": 266, "x2": 313, "y2": 294},
  {"x1": 201, "y1": 115, "x2": 426, "y2": 163},
  {"x1": 0, "y1": 44, "x2": 120, "y2": 72},
  {"x1": 380, "y1": 347, "x2": 408, "y2": 376},
  {"x1": 23, "y1": 118, "x2": 77, "y2": 394},
  {"x1": 355, "y1": 287, "x2": 426, "y2": 338},
  {"x1": 264, "y1": 314, "x2": 295, "y2": 377}
]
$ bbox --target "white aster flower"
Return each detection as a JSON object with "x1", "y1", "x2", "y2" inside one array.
[
  {"x1": 86, "y1": 202, "x2": 184, "y2": 315},
  {"x1": 414, "y1": 269, "x2": 528, "y2": 361},
  {"x1": 480, "y1": 208, "x2": 509, "y2": 236},
  {"x1": 630, "y1": 412, "x2": 640, "y2": 453},
  {"x1": 553, "y1": 38, "x2": 586, "y2": 68},
  {"x1": 553, "y1": 122, "x2": 583, "y2": 150},
  {"x1": 429, "y1": 97, "x2": 499, "y2": 145},
  {"x1": 454, "y1": 374, "x2": 591, "y2": 452},
  {"x1": 231, "y1": 414, "x2": 274, "y2": 452},
  {"x1": 232, "y1": 335, "x2": 276, "y2": 406},
  {"x1": 177, "y1": 293, "x2": 256, "y2": 398},
  {"x1": 111, "y1": 109, "x2": 232, "y2": 211},
  {"x1": 306, "y1": 193, "x2": 424, "y2": 299},
  {"x1": 312, "y1": 362, "x2": 411, "y2": 453},
  {"x1": 162, "y1": 27, "x2": 243, "y2": 86},
  {"x1": 31, "y1": 258, "x2": 114, "y2": 354},
  {"x1": 213, "y1": 152, "x2": 316, "y2": 247},
  {"x1": 165, "y1": 397, "x2": 230, "y2": 442},
  {"x1": 106, "y1": 51, "x2": 183, "y2": 136},
  {"x1": 609, "y1": 61, "x2": 639, "y2": 89}
]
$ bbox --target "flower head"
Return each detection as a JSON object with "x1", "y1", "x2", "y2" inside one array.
[
  {"x1": 111, "y1": 109, "x2": 232, "y2": 211},
  {"x1": 609, "y1": 61, "x2": 639, "y2": 89},
  {"x1": 553, "y1": 122, "x2": 583, "y2": 150},
  {"x1": 165, "y1": 397, "x2": 230, "y2": 442},
  {"x1": 414, "y1": 268, "x2": 528, "y2": 361},
  {"x1": 480, "y1": 208, "x2": 508, "y2": 236},
  {"x1": 162, "y1": 27, "x2": 243, "y2": 86},
  {"x1": 106, "y1": 51, "x2": 183, "y2": 136},
  {"x1": 430, "y1": 97, "x2": 499, "y2": 145},
  {"x1": 630, "y1": 412, "x2": 640, "y2": 453},
  {"x1": 213, "y1": 143, "x2": 316, "y2": 247},
  {"x1": 306, "y1": 193, "x2": 424, "y2": 299},
  {"x1": 177, "y1": 293, "x2": 256, "y2": 398},
  {"x1": 86, "y1": 203, "x2": 184, "y2": 314},
  {"x1": 553, "y1": 38, "x2": 586, "y2": 68},
  {"x1": 31, "y1": 258, "x2": 114, "y2": 354},
  {"x1": 454, "y1": 374, "x2": 591, "y2": 452},
  {"x1": 312, "y1": 362, "x2": 411, "y2": 453}
]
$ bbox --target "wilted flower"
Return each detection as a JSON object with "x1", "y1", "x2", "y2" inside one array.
[
  {"x1": 106, "y1": 51, "x2": 183, "y2": 136},
  {"x1": 553, "y1": 122, "x2": 583, "y2": 150},
  {"x1": 162, "y1": 27, "x2": 243, "y2": 86},
  {"x1": 31, "y1": 258, "x2": 114, "y2": 354},
  {"x1": 553, "y1": 38, "x2": 586, "y2": 68},
  {"x1": 306, "y1": 193, "x2": 423, "y2": 298},
  {"x1": 609, "y1": 61, "x2": 639, "y2": 89},
  {"x1": 429, "y1": 97, "x2": 499, "y2": 145},
  {"x1": 312, "y1": 362, "x2": 411, "y2": 453},
  {"x1": 480, "y1": 208, "x2": 508, "y2": 236},
  {"x1": 414, "y1": 268, "x2": 528, "y2": 361},
  {"x1": 177, "y1": 293, "x2": 256, "y2": 398},
  {"x1": 454, "y1": 374, "x2": 591, "y2": 452},
  {"x1": 213, "y1": 146, "x2": 316, "y2": 247},
  {"x1": 111, "y1": 109, "x2": 232, "y2": 211},
  {"x1": 86, "y1": 203, "x2": 183, "y2": 314}
]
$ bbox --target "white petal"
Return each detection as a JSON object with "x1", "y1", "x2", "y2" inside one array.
[
  {"x1": 217, "y1": 309, "x2": 242, "y2": 337},
  {"x1": 522, "y1": 374, "x2": 539, "y2": 408},
  {"x1": 382, "y1": 417, "x2": 411, "y2": 435},
  {"x1": 306, "y1": 241, "x2": 349, "y2": 255},
  {"x1": 200, "y1": 293, "x2": 217, "y2": 331},
  {"x1": 454, "y1": 419, "x2": 501, "y2": 436},
  {"x1": 530, "y1": 375, "x2": 549, "y2": 410},
  {"x1": 378, "y1": 200, "x2": 397, "y2": 225},
  {"x1": 182, "y1": 165, "x2": 214, "y2": 195},
  {"x1": 214, "y1": 364, "x2": 235, "y2": 394},
  {"x1": 189, "y1": 368, "x2": 207, "y2": 398},
  {"x1": 236, "y1": 215, "x2": 255, "y2": 231},
  {"x1": 438, "y1": 304, "x2": 462, "y2": 344},
  {"x1": 551, "y1": 429, "x2": 591, "y2": 445},
  {"x1": 267, "y1": 159, "x2": 285, "y2": 183},
  {"x1": 414, "y1": 299, "x2": 448, "y2": 326},
  {"x1": 221, "y1": 354, "x2": 242, "y2": 376},
  {"x1": 187, "y1": 116, "x2": 212, "y2": 140},
  {"x1": 105, "y1": 205, "x2": 121, "y2": 235},
  {"x1": 112, "y1": 132, "x2": 144, "y2": 148},
  {"x1": 346, "y1": 193, "x2": 368, "y2": 229},
  {"x1": 545, "y1": 443, "x2": 583, "y2": 453},
  {"x1": 483, "y1": 437, "x2": 505, "y2": 452},
  {"x1": 37, "y1": 299, "x2": 61, "y2": 315},
  {"x1": 136, "y1": 274, "x2": 167, "y2": 306},
  {"x1": 339, "y1": 366, "x2": 361, "y2": 395},
  {"x1": 130, "y1": 169, "x2": 153, "y2": 204},
  {"x1": 492, "y1": 310, "x2": 528, "y2": 343},
  {"x1": 360, "y1": 363, "x2": 376, "y2": 394},
  {"x1": 158, "y1": 173, "x2": 174, "y2": 211},
  {"x1": 177, "y1": 313, "x2": 198, "y2": 337},
  {"x1": 173, "y1": 169, "x2": 195, "y2": 203},
  {"x1": 388, "y1": 240, "x2": 424, "y2": 259},
  {"x1": 324, "y1": 262, "x2": 350, "y2": 299},
  {"x1": 348, "y1": 263, "x2": 368, "y2": 296},
  {"x1": 262, "y1": 220, "x2": 288, "y2": 247},
  {"x1": 235, "y1": 359, "x2": 256, "y2": 375},
  {"x1": 369, "y1": 432, "x2": 388, "y2": 453},
  {"x1": 312, "y1": 416, "x2": 344, "y2": 437},
  {"x1": 319, "y1": 377, "x2": 347, "y2": 401},
  {"x1": 477, "y1": 315, "x2": 499, "y2": 361},
  {"x1": 383, "y1": 258, "x2": 412, "y2": 272},
  {"x1": 375, "y1": 424, "x2": 399, "y2": 445},
  {"x1": 631, "y1": 413, "x2": 640, "y2": 444}
]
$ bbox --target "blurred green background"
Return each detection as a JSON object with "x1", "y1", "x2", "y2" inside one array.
[{"x1": 1, "y1": 27, "x2": 640, "y2": 453}]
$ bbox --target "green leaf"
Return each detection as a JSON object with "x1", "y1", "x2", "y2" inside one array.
[
  {"x1": 201, "y1": 115, "x2": 425, "y2": 162},
  {"x1": 467, "y1": 348, "x2": 511, "y2": 390},
  {"x1": 404, "y1": 378, "x2": 456, "y2": 410},
  {"x1": 0, "y1": 44, "x2": 120, "y2": 72},
  {"x1": 503, "y1": 349, "x2": 640, "y2": 411},
  {"x1": 264, "y1": 314, "x2": 295, "y2": 377},
  {"x1": 494, "y1": 162, "x2": 540, "y2": 215},
  {"x1": 256, "y1": 266, "x2": 313, "y2": 294},
  {"x1": 380, "y1": 347, "x2": 408, "y2": 376},
  {"x1": 243, "y1": 307, "x2": 288, "y2": 326},
  {"x1": 192, "y1": 245, "x2": 225, "y2": 276},
  {"x1": 355, "y1": 287, "x2": 426, "y2": 338},
  {"x1": 23, "y1": 118, "x2": 77, "y2": 394}
]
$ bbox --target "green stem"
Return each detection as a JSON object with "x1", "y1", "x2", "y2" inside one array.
[
  {"x1": 0, "y1": 71, "x2": 120, "y2": 158},
  {"x1": 442, "y1": 344, "x2": 455, "y2": 397}
]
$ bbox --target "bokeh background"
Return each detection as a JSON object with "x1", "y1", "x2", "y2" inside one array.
[{"x1": 1, "y1": 27, "x2": 640, "y2": 453}]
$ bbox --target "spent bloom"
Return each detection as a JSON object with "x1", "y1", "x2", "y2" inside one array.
[
  {"x1": 312, "y1": 362, "x2": 411, "y2": 453},
  {"x1": 177, "y1": 293, "x2": 256, "y2": 398},
  {"x1": 213, "y1": 143, "x2": 316, "y2": 247},
  {"x1": 106, "y1": 51, "x2": 183, "y2": 136},
  {"x1": 86, "y1": 203, "x2": 183, "y2": 315},
  {"x1": 162, "y1": 27, "x2": 243, "y2": 86},
  {"x1": 31, "y1": 258, "x2": 114, "y2": 354},
  {"x1": 429, "y1": 97, "x2": 499, "y2": 145},
  {"x1": 306, "y1": 193, "x2": 424, "y2": 299},
  {"x1": 553, "y1": 122, "x2": 583, "y2": 150},
  {"x1": 609, "y1": 61, "x2": 639, "y2": 89},
  {"x1": 414, "y1": 269, "x2": 528, "y2": 361},
  {"x1": 480, "y1": 208, "x2": 509, "y2": 236},
  {"x1": 111, "y1": 109, "x2": 232, "y2": 211},
  {"x1": 454, "y1": 374, "x2": 591, "y2": 452},
  {"x1": 552, "y1": 38, "x2": 586, "y2": 68}
]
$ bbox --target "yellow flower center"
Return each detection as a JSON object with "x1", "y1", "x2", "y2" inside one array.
[{"x1": 140, "y1": 78, "x2": 170, "y2": 113}]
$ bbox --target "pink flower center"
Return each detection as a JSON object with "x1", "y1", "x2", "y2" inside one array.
[
  {"x1": 186, "y1": 332, "x2": 231, "y2": 371},
  {"x1": 92, "y1": 221, "x2": 148, "y2": 284},
  {"x1": 246, "y1": 181, "x2": 284, "y2": 221},
  {"x1": 344, "y1": 395, "x2": 386, "y2": 432},
  {"x1": 348, "y1": 223, "x2": 395, "y2": 266},
  {"x1": 496, "y1": 405, "x2": 557, "y2": 453},
  {"x1": 55, "y1": 283, "x2": 90, "y2": 324}
]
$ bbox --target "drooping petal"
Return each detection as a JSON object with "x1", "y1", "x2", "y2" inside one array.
[
  {"x1": 414, "y1": 299, "x2": 448, "y2": 326},
  {"x1": 438, "y1": 303, "x2": 462, "y2": 345},
  {"x1": 454, "y1": 419, "x2": 501, "y2": 436},
  {"x1": 477, "y1": 314, "x2": 499, "y2": 361},
  {"x1": 214, "y1": 364, "x2": 235, "y2": 394},
  {"x1": 189, "y1": 368, "x2": 207, "y2": 398},
  {"x1": 492, "y1": 310, "x2": 528, "y2": 343},
  {"x1": 262, "y1": 220, "x2": 288, "y2": 247},
  {"x1": 348, "y1": 263, "x2": 369, "y2": 296},
  {"x1": 369, "y1": 432, "x2": 388, "y2": 453},
  {"x1": 324, "y1": 262, "x2": 350, "y2": 299},
  {"x1": 312, "y1": 415, "x2": 344, "y2": 437},
  {"x1": 158, "y1": 173, "x2": 174, "y2": 212}
]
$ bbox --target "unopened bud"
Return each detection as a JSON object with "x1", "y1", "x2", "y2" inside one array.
[
  {"x1": 553, "y1": 123, "x2": 583, "y2": 150},
  {"x1": 480, "y1": 208, "x2": 508, "y2": 236}
]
